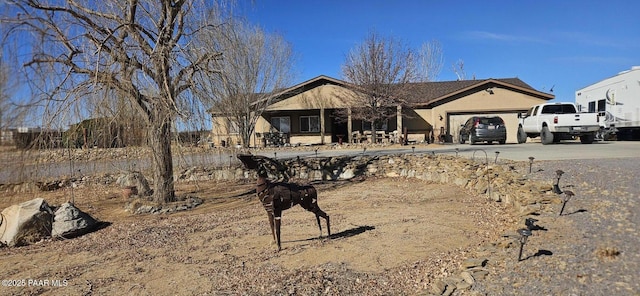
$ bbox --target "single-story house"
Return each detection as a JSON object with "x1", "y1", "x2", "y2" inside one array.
[{"x1": 210, "y1": 75, "x2": 554, "y2": 147}]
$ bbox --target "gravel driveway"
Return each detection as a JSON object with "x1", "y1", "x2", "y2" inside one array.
[{"x1": 472, "y1": 157, "x2": 639, "y2": 295}]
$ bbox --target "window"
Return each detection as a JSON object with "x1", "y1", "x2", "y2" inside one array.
[
  {"x1": 597, "y1": 99, "x2": 606, "y2": 112},
  {"x1": 270, "y1": 117, "x2": 290, "y2": 133},
  {"x1": 480, "y1": 117, "x2": 504, "y2": 125},
  {"x1": 300, "y1": 116, "x2": 320, "y2": 133},
  {"x1": 588, "y1": 101, "x2": 596, "y2": 113},
  {"x1": 541, "y1": 104, "x2": 577, "y2": 114}
]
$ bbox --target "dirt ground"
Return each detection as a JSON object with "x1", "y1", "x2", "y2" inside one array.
[{"x1": 0, "y1": 176, "x2": 516, "y2": 295}]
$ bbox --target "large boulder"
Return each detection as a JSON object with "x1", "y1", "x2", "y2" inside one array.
[
  {"x1": 51, "y1": 202, "x2": 98, "y2": 238},
  {"x1": 0, "y1": 198, "x2": 53, "y2": 247},
  {"x1": 116, "y1": 171, "x2": 152, "y2": 197}
]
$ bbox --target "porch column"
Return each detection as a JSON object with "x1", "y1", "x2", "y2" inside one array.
[
  {"x1": 347, "y1": 107, "x2": 353, "y2": 143},
  {"x1": 320, "y1": 107, "x2": 325, "y2": 144},
  {"x1": 396, "y1": 105, "x2": 403, "y2": 138}
]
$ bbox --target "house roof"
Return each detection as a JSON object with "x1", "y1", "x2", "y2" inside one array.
[
  {"x1": 406, "y1": 78, "x2": 554, "y2": 107},
  {"x1": 246, "y1": 75, "x2": 554, "y2": 111}
]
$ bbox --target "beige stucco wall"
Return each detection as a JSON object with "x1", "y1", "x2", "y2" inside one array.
[
  {"x1": 432, "y1": 87, "x2": 545, "y2": 115},
  {"x1": 211, "y1": 116, "x2": 242, "y2": 147},
  {"x1": 289, "y1": 135, "x2": 332, "y2": 145},
  {"x1": 252, "y1": 116, "x2": 271, "y2": 147},
  {"x1": 402, "y1": 109, "x2": 434, "y2": 142},
  {"x1": 266, "y1": 84, "x2": 358, "y2": 111}
]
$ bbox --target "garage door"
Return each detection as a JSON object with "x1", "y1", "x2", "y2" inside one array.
[{"x1": 448, "y1": 113, "x2": 520, "y2": 144}]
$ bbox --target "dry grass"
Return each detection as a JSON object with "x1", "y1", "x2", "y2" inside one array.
[
  {"x1": 0, "y1": 176, "x2": 516, "y2": 295},
  {"x1": 595, "y1": 245, "x2": 621, "y2": 260}
]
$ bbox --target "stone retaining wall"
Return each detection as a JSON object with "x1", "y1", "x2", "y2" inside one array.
[
  {"x1": 179, "y1": 153, "x2": 560, "y2": 217},
  {"x1": 2, "y1": 153, "x2": 560, "y2": 217}
]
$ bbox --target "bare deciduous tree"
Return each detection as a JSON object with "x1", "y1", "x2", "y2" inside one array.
[
  {"x1": 0, "y1": 37, "x2": 23, "y2": 145},
  {"x1": 340, "y1": 31, "x2": 418, "y2": 137},
  {"x1": 452, "y1": 59, "x2": 468, "y2": 81},
  {"x1": 3, "y1": 0, "x2": 227, "y2": 203},
  {"x1": 194, "y1": 19, "x2": 295, "y2": 148},
  {"x1": 0, "y1": 54, "x2": 10, "y2": 145},
  {"x1": 417, "y1": 40, "x2": 444, "y2": 82}
]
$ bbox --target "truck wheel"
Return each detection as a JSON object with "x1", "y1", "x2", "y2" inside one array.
[
  {"x1": 580, "y1": 134, "x2": 595, "y2": 144},
  {"x1": 540, "y1": 126, "x2": 554, "y2": 145},
  {"x1": 459, "y1": 133, "x2": 466, "y2": 144},
  {"x1": 517, "y1": 126, "x2": 527, "y2": 144}
]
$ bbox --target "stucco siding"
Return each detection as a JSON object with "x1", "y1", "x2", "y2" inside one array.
[
  {"x1": 437, "y1": 87, "x2": 546, "y2": 112},
  {"x1": 402, "y1": 109, "x2": 434, "y2": 142},
  {"x1": 211, "y1": 116, "x2": 241, "y2": 147},
  {"x1": 267, "y1": 84, "x2": 357, "y2": 111},
  {"x1": 289, "y1": 135, "x2": 332, "y2": 145}
]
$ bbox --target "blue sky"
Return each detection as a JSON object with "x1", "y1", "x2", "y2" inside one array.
[{"x1": 239, "y1": 0, "x2": 639, "y2": 102}]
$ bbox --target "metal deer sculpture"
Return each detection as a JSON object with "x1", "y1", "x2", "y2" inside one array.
[{"x1": 237, "y1": 154, "x2": 330, "y2": 251}]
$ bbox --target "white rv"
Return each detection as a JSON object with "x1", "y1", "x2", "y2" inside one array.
[{"x1": 575, "y1": 66, "x2": 640, "y2": 140}]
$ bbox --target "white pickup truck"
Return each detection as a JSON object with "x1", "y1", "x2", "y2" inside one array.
[{"x1": 517, "y1": 102, "x2": 600, "y2": 144}]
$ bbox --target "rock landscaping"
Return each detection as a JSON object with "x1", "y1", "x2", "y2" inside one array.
[{"x1": 0, "y1": 148, "x2": 637, "y2": 295}]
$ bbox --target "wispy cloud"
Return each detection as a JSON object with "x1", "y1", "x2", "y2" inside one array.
[
  {"x1": 550, "y1": 56, "x2": 634, "y2": 65},
  {"x1": 553, "y1": 31, "x2": 639, "y2": 49},
  {"x1": 462, "y1": 31, "x2": 550, "y2": 44}
]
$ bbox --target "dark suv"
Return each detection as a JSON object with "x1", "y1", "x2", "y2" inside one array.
[{"x1": 459, "y1": 116, "x2": 507, "y2": 144}]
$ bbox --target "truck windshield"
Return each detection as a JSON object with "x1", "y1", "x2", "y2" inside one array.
[{"x1": 541, "y1": 104, "x2": 577, "y2": 114}]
